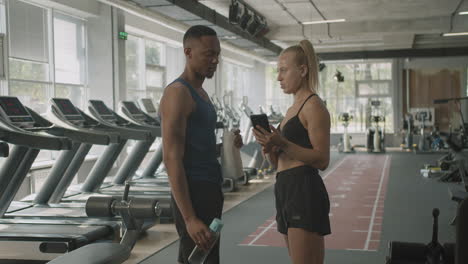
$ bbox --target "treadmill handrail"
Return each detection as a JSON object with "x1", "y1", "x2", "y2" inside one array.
[
  {"x1": 0, "y1": 125, "x2": 71, "y2": 150},
  {"x1": 25, "y1": 106, "x2": 112, "y2": 145},
  {"x1": 87, "y1": 107, "x2": 153, "y2": 141},
  {"x1": 48, "y1": 106, "x2": 121, "y2": 144},
  {"x1": 118, "y1": 101, "x2": 161, "y2": 129}
]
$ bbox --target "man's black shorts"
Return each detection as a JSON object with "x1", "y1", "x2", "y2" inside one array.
[
  {"x1": 275, "y1": 165, "x2": 331, "y2": 236},
  {"x1": 172, "y1": 180, "x2": 224, "y2": 264}
]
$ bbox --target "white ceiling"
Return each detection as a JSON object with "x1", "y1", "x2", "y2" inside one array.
[{"x1": 200, "y1": 0, "x2": 468, "y2": 52}]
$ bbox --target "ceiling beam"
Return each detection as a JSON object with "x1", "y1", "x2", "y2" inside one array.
[
  {"x1": 141, "y1": 0, "x2": 283, "y2": 55},
  {"x1": 318, "y1": 46, "x2": 468, "y2": 60},
  {"x1": 267, "y1": 16, "x2": 463, "y2": 41}
]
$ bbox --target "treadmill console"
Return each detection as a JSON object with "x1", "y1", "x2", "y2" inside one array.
[
  {"x1": 139, "y1": 98, "x2": 158, "y2": 117},
  {"x1": 89, "y1": 100, "x2": 117, "y2": 122},
  {"x1": 121, "y1": 101, "x2": 146, "y2": 122},
  {"x1": 0, "y1": 96, "x2": 34, "y2": 128},
  {"x1": 51, "y1": 98, "x2": 85, "y2": 125}
]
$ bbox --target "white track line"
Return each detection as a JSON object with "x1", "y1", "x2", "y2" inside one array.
[
  {"x1": 245, "y1": 156, "x2": 348, "y2": 247},
  {"x1": 248, "y1": 219, "x2": 277, "y2": 245},
  {"x1": 322, "y1": 156, "x2": 349, "y2": 180},
  {"x1": 364, "y1": 155, "x2": 389, "y2": 250}
]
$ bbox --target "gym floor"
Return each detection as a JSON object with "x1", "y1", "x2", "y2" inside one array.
[{"x1": 128, "y1": 150, "x2": 458, "y2": 264}]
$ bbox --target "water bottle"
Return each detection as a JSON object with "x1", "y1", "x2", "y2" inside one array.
[{"x1": 188, "y1": 218, "x2": 223, "y2": 264}]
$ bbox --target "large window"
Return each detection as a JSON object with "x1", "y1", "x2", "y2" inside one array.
[
  {"x1": 7, "y1": 2, "x2": 87, "y2": 112},
  {"x1": 221, "y1": 59, "x2": 250, "y2": 109},
  {"x1": 6, "y1": 1, "x2": 87, "y2": 161},
  {"x1": 53, "y1": 12, "x2": 86, "y2": 108},
  {"x1": 320, "y1": 61, "x2": 394, "y2": 133},
  {"x1": 125, "y1": 34, "x2": 166, "y2": 102},
  {"x1": 8, "y1": 0, "x2": 50, "y2": 115},
  {"x1": 265, "y1": 65, "x2": 292, "y2": 114}
]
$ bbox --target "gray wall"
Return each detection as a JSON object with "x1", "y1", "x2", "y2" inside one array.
[{"x1": 87, "y1": 4, "x2": 114, "y2": 107}]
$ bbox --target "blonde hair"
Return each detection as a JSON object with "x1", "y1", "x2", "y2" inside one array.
[{"x1": 281, "y1": 40, "x2": 319, "y2": 93}]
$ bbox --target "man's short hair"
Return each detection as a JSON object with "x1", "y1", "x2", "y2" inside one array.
[{"x1": 183, "y1": 25, "x2": 217, "y2": 47}]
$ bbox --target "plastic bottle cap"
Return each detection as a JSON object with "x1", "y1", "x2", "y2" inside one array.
[{"x1": 209, "y1": 218, "x2": 223, "y2": 232}]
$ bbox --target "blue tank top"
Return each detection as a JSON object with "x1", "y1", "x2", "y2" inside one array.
[{"x1": 173, "y1": 78, "x2": 222, "y2": 185}]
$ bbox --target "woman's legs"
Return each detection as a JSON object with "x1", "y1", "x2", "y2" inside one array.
[
  {"x1": 282, "y1": 235, "x2": 290, "y2": 256},
  {"x1": 287, "y1": 228, "x2": 324, "y2": 264}
]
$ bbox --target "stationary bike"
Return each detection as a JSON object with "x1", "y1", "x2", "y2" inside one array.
[
  {"x1": 337, "y1": 112, "x2": 354, "y2": 153},
  {"x1": 366, "y1": 100, "x2": 386, "y2": 153},
  {"x1": 415, "y1": 110, "x2": 433, "y2": 152}
]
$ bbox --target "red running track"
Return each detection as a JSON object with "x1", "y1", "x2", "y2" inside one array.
[{"x1": 240, "y1": 154, "x2": 391, "y2": 251}]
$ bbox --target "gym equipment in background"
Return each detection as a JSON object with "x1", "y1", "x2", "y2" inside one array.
[
  {"x1": 410, "y1": 107, "x2": 435, "y2": 153},
  {"x1": 337, "y1": 112, "x2": 355, "y2": 153},
  {"x1": 366, "y1": 100, "x2": 386, "y2": 153},
  {"x1": 47, "y1": 183, "x2": 162, "y2": 264},
  {"x1": 386, "y1": 208, "x2": 455, "y2": 264},
  {"x1": 401, "y1": 112, "x2": 414, "y2": 151}
]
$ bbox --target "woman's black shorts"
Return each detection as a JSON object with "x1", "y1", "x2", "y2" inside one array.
[{"x1": 275, "y1": 165, "x2": 331, "y2": 236}]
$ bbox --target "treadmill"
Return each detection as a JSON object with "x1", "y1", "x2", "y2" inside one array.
[
  {"x1": 1, "y1": 97, "x2": 135, "y2": 223},
  {"x1": 45, "y1": 99, "x2": 171, "y2": 197},
  {"x1": 83, "y1": 99, "x2": 171, "y2": 193},
  {"x1": 46, "y1": 98, "x2": 172, "y2": 221},
  {"x1": 0, "y1": 97, "x2": 120, "y2": 262},
  {"x1": 0, "y1": 141, "x2": 8, "y2": 157},
  {"x1": 138, "y1": 98, "x2": 159, "y2": 118},
  {"x1": 118, "y1": 100, "x2": 169, "y2": 186}
]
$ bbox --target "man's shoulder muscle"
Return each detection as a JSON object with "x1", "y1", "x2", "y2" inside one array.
[{"x1": 161, "y1": 82, "x2": 193, "y2": 112}]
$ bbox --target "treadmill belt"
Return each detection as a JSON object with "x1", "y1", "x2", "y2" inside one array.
[
  {"x1": 7, "y1": 201, "x2": 33, "y2": 213},
  {"x1": 7, "y1": 207, "x2": 87, "y2": 218},
  {"x1": 0, "y1": 223, "x2": 112, "y2": 237},
  {"x1": 102, "y1": 185, "x2": 171, "y2": 193}
]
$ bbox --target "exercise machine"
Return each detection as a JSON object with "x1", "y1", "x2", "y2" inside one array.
[
  {"x1": 337, "y1": 112, "x2": 354, "y2": 153},
  {"x1": 366, "y1": 100, "x2": 386, "y2": 153},
  {"x1": 47, "y1": 183, "x2": 162, "y2": 264}
]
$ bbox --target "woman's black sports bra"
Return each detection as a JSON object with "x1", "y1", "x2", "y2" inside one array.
[{"x1": 279, "y1": 94, "x2": 317, "y2": 149}]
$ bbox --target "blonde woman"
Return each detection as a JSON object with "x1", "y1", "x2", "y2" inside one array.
[{"x1": 252, "y1": 40, "x2": 331, "y2": 264}]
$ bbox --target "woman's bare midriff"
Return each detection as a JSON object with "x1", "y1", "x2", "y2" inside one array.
[{"x1": 277, "y1": 152, "x2": 307, "y2": 173}]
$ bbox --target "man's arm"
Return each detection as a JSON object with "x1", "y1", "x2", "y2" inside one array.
[
  {"x1": 160, "y1": 83, "x2": 194, "y2": 220},
  {"x1": 160, "y1": 83, "x2": 212, "y2": 248},
  {"x1": 216, "y1": 143, "x2": 222, "y2": 157}
]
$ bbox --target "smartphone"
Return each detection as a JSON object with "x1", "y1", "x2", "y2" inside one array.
[{"x1": 250, "y1": 114, "x2": 271, "y2": 133}]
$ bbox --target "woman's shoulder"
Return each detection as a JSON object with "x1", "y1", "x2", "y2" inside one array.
[
  {"x1": 300, "y1": 96, "x2": 330, "y2": 123},
  {"x1": 305, "y1": 95, "x2": 328, "y2": 113}
]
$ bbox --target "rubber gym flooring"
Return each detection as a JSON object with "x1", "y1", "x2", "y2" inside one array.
[{"x1": 140, "y1": 151, "x2": 458, "y2": 264}]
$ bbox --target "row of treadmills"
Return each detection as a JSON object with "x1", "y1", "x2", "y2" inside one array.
[{"x1": 0, "y1": 96, "x2": 173, "y2": 263}]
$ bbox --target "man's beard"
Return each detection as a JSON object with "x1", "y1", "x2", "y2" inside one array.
[{"x1": 195, "y1": 71, "x2": 214, "y2": 79}]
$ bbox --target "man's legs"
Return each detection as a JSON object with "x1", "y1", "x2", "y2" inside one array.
[{"x1": 172, "y1": 181, "x2": 224, "y2": 264}]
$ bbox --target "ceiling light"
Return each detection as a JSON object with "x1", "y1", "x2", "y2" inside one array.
[
  {"x1": 459, "y1": 11, "x2": 468, "y2": 15},
  {"x1": 319, "y1": 63, "x2": 326, "y2": 72},
  {"x1": 229, "y1": 0, "x2": 269, "y2": 38},
  {"x1": 442, "y1": 32, "x2": 468, "y2": 36},
  {"x1": 239, "y1": 8, "x2": 253, "y2": 30},
  {"x1": 246, "y1": 14, "x2": 268, "y2": 37},
  {"x1": 334, "y1": 70, "x2": 344, "y2": 82},
  {"x1": 220, "y1": 35, "x2": 238, "y2": 40},
  {"x1": 302, "y1": 19, "x2": 346, "y2": 25},
  {"x1": 228, "y1": 0, "x2": 242, "y2": 24}
]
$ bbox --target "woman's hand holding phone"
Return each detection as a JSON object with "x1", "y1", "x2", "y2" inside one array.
[{"x1": 252, "y1": 124, "x2": 286, "y2": 151}]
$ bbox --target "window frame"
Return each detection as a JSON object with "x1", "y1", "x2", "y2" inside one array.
[
  {"x1": 4, "y1": 0, "x2": 88, "y2": 161},
  {"x1": 321, "y1": 60, "x2": 394, "y2": 133},
  {"x1": 125, "y1": 32, "x2": 167, "y2": 101}
]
